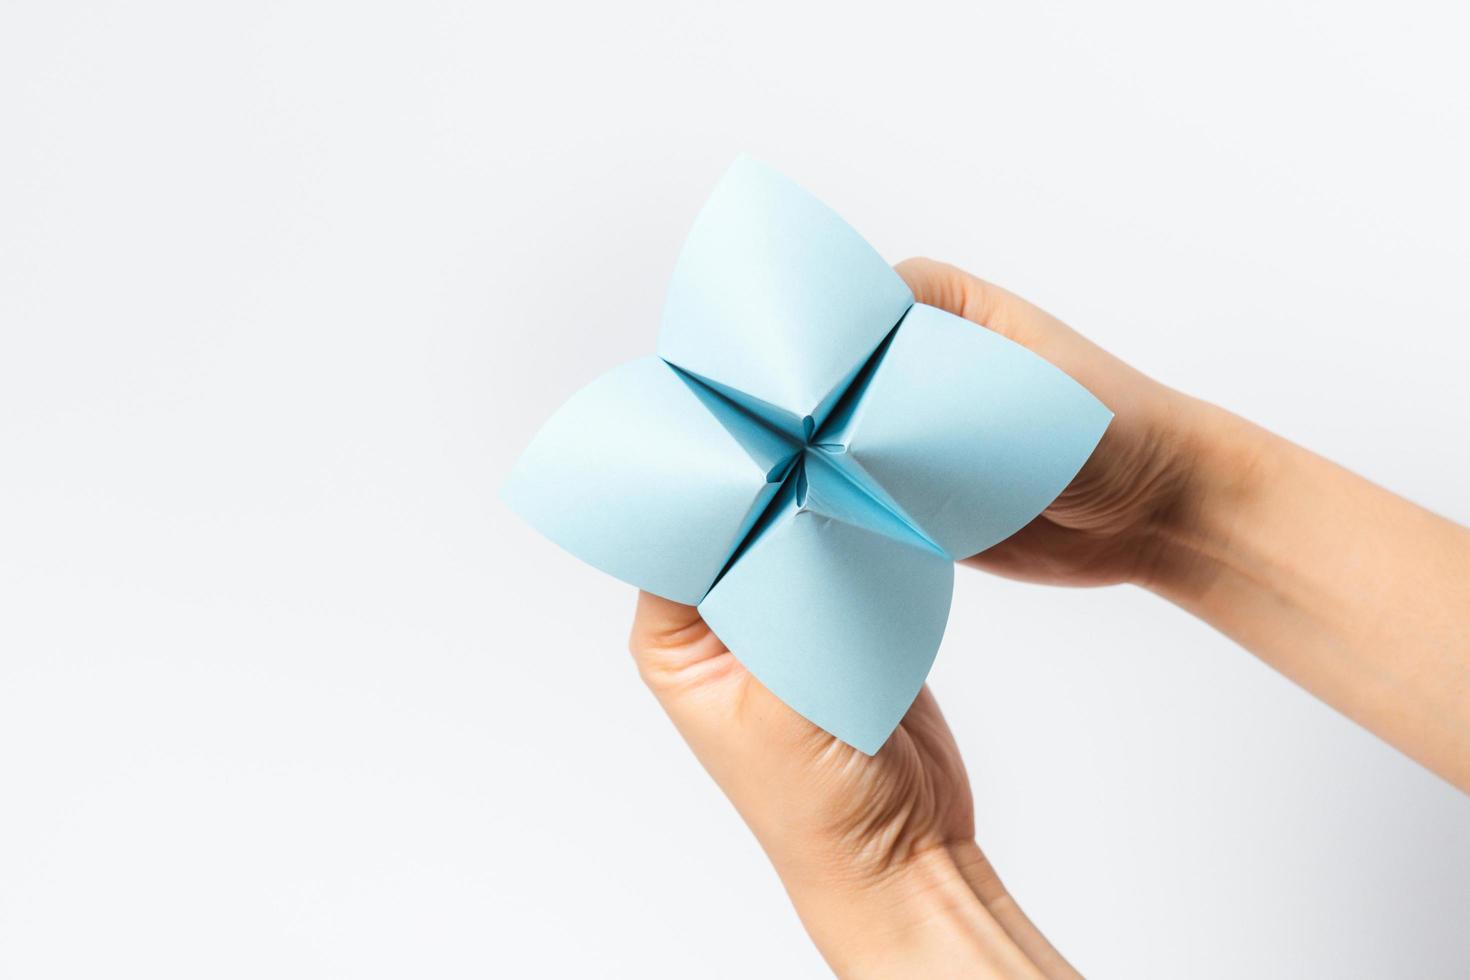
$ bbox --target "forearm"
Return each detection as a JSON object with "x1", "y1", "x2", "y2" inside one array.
[
  {"x1": 781, "y1": 842, "x2": 1073, "y2": 979},
  {"x1": 1143, "y1": 397, "x2": 1470, "y2": 789}
]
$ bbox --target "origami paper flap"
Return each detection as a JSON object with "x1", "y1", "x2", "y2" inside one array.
[
  {"x1": 668, "y1": 365, "x2": 803, "y2": 481},
  {"x1": 816, "y1": 303, "x2": 1114, "y2": 559},
  {"x1": 698, "y1": 474, "x2": 954, "y2": 755},
  {"x1": 658, "y1": 156, "x2": 915, "y2": 440},
  {"x1": 502, "y1": 356, "x2": 785, "y2": 605},
  {"x1": 801, "y1": 448, "x2": 939, "y2": 552}
]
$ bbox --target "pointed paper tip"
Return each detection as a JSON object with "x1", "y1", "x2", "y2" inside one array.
[{"x1": 850, "y1": 730, "x2": 889, "y2": 756}]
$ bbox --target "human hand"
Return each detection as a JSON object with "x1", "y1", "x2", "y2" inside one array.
[
  {"x1": 625, "y1": 261, "x2": 1187, "y2": 977},
  {"x1": 895, "y1": 257, "x2": 1211, "y2": 589},
  {"x1": 631, "y1": 591, "x2": 1078, "y2": 979},
  {"x1": 898, "y1": 259, "x2": 1470, "y2": 791},
  {"x1": 627, "y1": 256, "x2": 1470, "y2": 978},
  {"x1": 628, "y1": 257, "x2": 1470, "y2": 975}
]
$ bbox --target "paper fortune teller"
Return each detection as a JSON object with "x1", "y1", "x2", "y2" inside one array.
[{"x1": 504, "y1": 157, "x2": 1112, "y2": 753}]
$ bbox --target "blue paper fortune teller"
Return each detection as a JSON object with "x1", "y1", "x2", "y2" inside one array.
[{"x1": 504, "y1": 157, "x2": 1112, "y2": 753}]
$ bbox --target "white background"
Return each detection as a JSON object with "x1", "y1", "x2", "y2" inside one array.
[{"x1": 3, "y1": 1, "x2": 1468, "y2": 977}]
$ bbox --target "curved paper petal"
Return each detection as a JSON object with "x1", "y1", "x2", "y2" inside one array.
[
  {"x1": 819, "y1": 303, "x2": 1113, "y2": 559},
  {"x1": 698, "y1": 462, "x2": 954, "y2": 755},
  {"x1": 502, "y1": 356, "x2": 793, "y2": 605},
  {"x1": 658, "y1": 156, "x2": 914, "y2": 439}
]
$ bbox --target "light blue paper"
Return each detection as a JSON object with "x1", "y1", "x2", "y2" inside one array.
[
  {"x1": 658, "y1": 156, "x2": 915, "y2": 441},
  {"x1": 504, "y1": 159, "x2": 1112, "y2": 753},
  {"x1": 700, "y1": 459, "x2": 954, "y2": 756},
  {"x1": 815, "y1": 303, "x2": 1115, "y2": 559},
  {"x1": 504, "y1": 356, "x2": 794, "y2": 606}
]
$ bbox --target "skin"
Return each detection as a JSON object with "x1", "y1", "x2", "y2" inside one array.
[{"x1": 629, "y1": 257, "x2": 1470, "y2": 977}]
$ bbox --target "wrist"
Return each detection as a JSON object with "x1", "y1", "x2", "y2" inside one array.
[
  {"x1": 780, "y1": 842, "x2": 1044, "y2": 979},
  {"x1": 1132, "y1": 393, "x2": 1275, "y2": 604}
]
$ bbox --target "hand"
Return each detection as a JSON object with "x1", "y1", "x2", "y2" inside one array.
[
  {"x1": 631, "y1": 591, "x2": 1078, "y2": 979},
  {"x1": 898, "y1": 258, "x2": 1470, "y2": 791},
  {"x1": 895, "y1": 257, "x2": 1209, "y2": 589},
  {"x1": 630, "y1": 258, "x2": 1470, "y2": 979},
  {"x1": 626, "y1": 260, "x2": 1185, "y2": 977}
]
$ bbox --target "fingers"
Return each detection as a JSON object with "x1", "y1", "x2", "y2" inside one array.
[
  {"x1": 894, "y1": 257, "x2": 1019, "y2": 334},
  {"x1": 628, "y1": 590, "x2": 738, "y2": 697},
  {"x1": 630, "y1": 590, "x2": 703, "y2": 648},
  {"x1": 628, "y1": 591, "x2": 828, "y2": 760},
  {"x1": 895, "y1": 256, "x2": 1077, "y2": 354},
  {"x1": 896, "y1": 257, "x2": 994, "y2": 321}
]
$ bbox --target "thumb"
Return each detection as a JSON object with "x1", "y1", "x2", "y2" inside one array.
[
  {"x1": 628, "y1": 590, "x2": 832, "y2": 770},
  {"x1": 894, "y1": 256, "x2": 1080, "y2": 354},
  {"x1": 628, "y1": 590, "x2": 730, "y2": 693}
]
